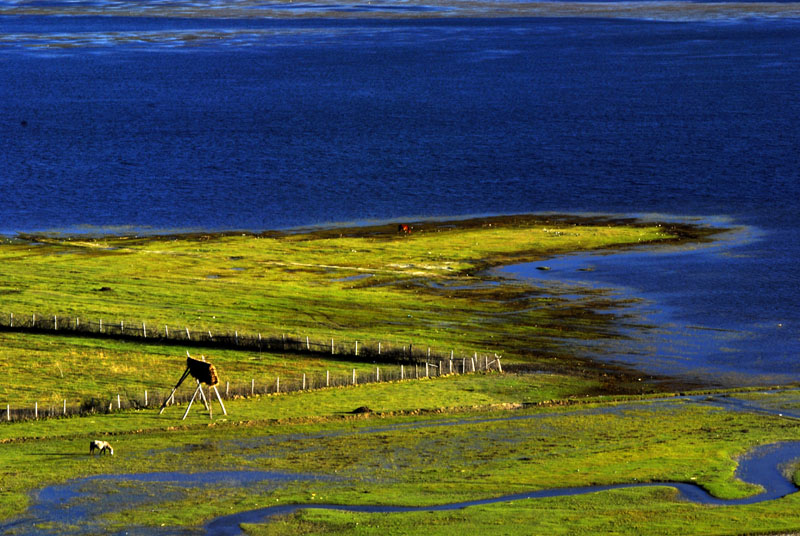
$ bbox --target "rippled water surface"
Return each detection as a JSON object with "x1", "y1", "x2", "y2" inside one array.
[{"x1": 1, "y1": 1, "x2": 799, "y2": 382}]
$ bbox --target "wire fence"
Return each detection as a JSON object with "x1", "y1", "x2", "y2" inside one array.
[
  {"x1": 0, "y1": 311, "x2": 496, "y2": 366},
  {"x1": 1, "y1": 355, "x2": 502, "y2": 423}
]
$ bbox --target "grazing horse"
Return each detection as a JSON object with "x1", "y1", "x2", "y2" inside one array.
[{"x1": 89, "y1": 440, "x2": 114, "y2": 456}]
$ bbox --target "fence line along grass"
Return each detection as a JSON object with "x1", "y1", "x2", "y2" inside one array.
[
  {"x1": 0, "y1": 356, "x2": 501, "y2": 423},
  {"x1": 0, "y1": 311, "x2": 497, "y2": 367}
]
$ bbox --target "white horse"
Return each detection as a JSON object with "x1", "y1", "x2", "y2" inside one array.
[{"x1": 89, "y1": 440, "x2": 114, "y2": 456}]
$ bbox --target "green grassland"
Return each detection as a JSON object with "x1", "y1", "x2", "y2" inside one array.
[
  {"x1": 4, "y1": 215, "x2": 790, "y2": 536},
  {"x1": 0, "y1": 215, "x2": 695, "y2": 366},
  {"x1": 2, "y1": 380, "x2": 800, "y2": 535}
]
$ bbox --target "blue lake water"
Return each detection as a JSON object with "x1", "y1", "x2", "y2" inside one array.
[{"x1": 0, "y1": 4, "x2": 799, "y2": 384}]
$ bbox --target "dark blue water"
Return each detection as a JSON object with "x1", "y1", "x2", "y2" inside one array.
[{"x1": 1, "y1": 7, "x2": 799, "y2": 382}]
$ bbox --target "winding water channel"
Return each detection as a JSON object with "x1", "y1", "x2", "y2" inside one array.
[{"x1": 2, "y1": 393, "x2": 800, "y2": 536}]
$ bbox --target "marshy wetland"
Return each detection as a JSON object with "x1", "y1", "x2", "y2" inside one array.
[{"x1": 1, "y1": 216, "x2": 800, "y2": 535}]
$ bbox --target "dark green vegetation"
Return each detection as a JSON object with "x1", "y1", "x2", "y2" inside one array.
[{"x1": 5, "y1": 215, "x2": 793, "y2": 535}]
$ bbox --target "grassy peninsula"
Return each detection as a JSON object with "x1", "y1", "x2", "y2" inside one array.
[{"x1": 5, "y1": 215, "x2": 799, "y2": 536}]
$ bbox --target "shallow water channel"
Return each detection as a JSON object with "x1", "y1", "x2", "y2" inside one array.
[{"x1": 3, "y1": 393, "x2": 800, "y2": 536}]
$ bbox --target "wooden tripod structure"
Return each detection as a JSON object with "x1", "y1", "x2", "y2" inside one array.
[{"x1": 159, "y1": 352, "x2": 227, "y2": 420}]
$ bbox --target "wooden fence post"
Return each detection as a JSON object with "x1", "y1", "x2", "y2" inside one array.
[
  {"x1": 9, "y1": 312, "x2": 12, "y2": 328},
  {"x1": 226, "y1": 381, "x2": 230, "y2": 396},
  {"x1": 331, "y1": 339, "x2": 335, "y2": 355},
  {"x1": 425, "y1": 362, "x2": 429, "y2": 378},
  {"x1": 449, "y1": 360, "x2": 453, "y2": 374},
  {"x1": 306, "y1": 336, "x2": 310, "y2": 351},
  {"x1": 117, "y1": 394, "x2": 121, "y2": 409},
  {"x1": 6, "y1": 404, "x2": 9, "y2": 421},
  {"x1": 352, "y1": 369, "x2": 356, "y2": 385},
  {"x1": 251, "y1": 379, "x2": 254, "y2": 396},
  {"x1": 401, "y1": 364, "x2": 404, "y2": 380},
  {"x1": 303, "y1": 373, "x2": 306, "y2": 390},
  {"x1": 376, "y1": 367, "x2": 380, "y2": 382},
  {"x1": 165, "y1": 325, "x2": 169, "y2": 337},
  {"x1": 76, "y1": 317, "x2": 79, "y2": 329},
  {"x1": 276, "y1": 377, "x2": 280, "y2": 393},
  {"x1": 35, "y1": 402, "x2": 38, "y2": 419},
  {"x1": 185, "y1": 327, "x2": 190, "y2": 340},
  {"x1": 439, "y1": 360, "x2": 443, "y2": 376},
  {"x1": 53, "y1": 315, "x2": 57, "y2": 330},
  {"x1": 144, "y1": 390, "x2": 148, "y2": 407},
  {"x1": 326, "y1": 370, "x2": 330, "y2": 387},
  {"x1": 462, "y1": 358, "x2": 466, "y2": 374},
  {"x1": 121, "y1": 320, "x2": 124, "y2": 332},
  {"x1": 143, "y1": 322, "x2": 147, "y2": 338},
  {"x1": 235, "y1": 331, "x2": 239, "y2": 345},
  {"x1": 99, "y1": 318, "x2": 103, "y2": 332},
  {"x1": 355, "y1": 341, "x2": 359, "y2": 356},
  {"x1": 378, "y1": 342, "x2": 382, "y2": 355},
  {"x1": 63, "y1": 399, "x2": 66, "y2": 416}
]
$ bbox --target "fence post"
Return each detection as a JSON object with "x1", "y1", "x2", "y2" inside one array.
[
  {"x1": 234, "y1": 331, "x2": 238, "y2": 345},
  {"x1": 439, "y1": 360, "x2": 443, "y2": 376},
  {"x1": 331, "y1": 339, "x2": 335, "y2": 355},
  {"x1": 376, "y1": 367, "x2": 380, "y2": 382},
  {"x1": 121, "y1": 320, "x2": 124, "y2": 332},
  {"x1": 497, "y1": 357, "x2": 503, "y2": 373},
  {"x1": 472, "y1": 356, "x2": 476, "y2": 372},
  {"x1": 415, "y1": 364, "x2": 418, "y2": 379},
  {"x1": 303, "y1": 373, "x2": 306, "y2": 390},
  {"x1": 144, "y1": 390, "x2": 148, "y2": 407},
  {"x1": 99, "y1": 318, "x2": 103, "y2": 332},
  {"x1": 258, "y1": 333, "x2": 262, "y2": 352},
  {"x1": 355, "y1": 341, "x2": 359, "y2": 356},
  {"x1": 251, "y1": 379, "x2": 254, "y2": 396},
  {"x1": 449, "y1": 360, "x2": 453, "y2": 374},
  {"x1": 9, "y1": 312, "x2": 12, "y2": 328},
  {"x1": 117, "y1": 394, "x2": 121, "y2": 409},
  {"x1": 165, "y1": 325, "x2": 169, "y2": 337},
  {"x1": 63, "y1": 399, "x2": 66, "y2": 416},
  {"x1": 208, "y1": 330, "x2": 213, "y2": 340},
  {"x1": 54, "y1": 315, "x2": 57, "y2": 330},
  {"x1": 352, "y1": 369, "x2": 356, "y2": 386},
  {"x1": 35, "y1": 402, "x2": 38, "y2": 419},
  {"x1": 226, "y1": 381, "x2": 230, "y2": 397},
  {"x1": 427, "y1": 347, "x2": 431, "y2": 358},
  {"x1": 485, "y1": 356, "x2": 488, "y2": 370},
  {"x1": 425, "y1": 362, "x2": 429, "y2": 378},
  {"x1": 306, "y1": 336, "x2": 310, "y2": 351},
  {"x1": 326, "y1": 370, "x2": 330, "y2": 387},
  {"x1": 378, "y1": 342, "x2": 382, "y2": 355},
  {"x1": 6, "y1": 403, "x2": 9, "y2": 421},
  {"x1": 32, "y1": 314, "x2": 36, "y2": 327},
  {"x1": 276, "y1": 377, "x2": 280, "y2": 393},
  {"x1": 185, "y1": 327, "x2": 190, "y2": 340},
  {"x1": 462, "y1": 358, "x2": 466, "y2": 374},
  {"x1": 76, "y1": 317, "x2": 79, "y2": 329},
  {"x1": 401, "y1": 364, "x2": 404, "y2": 380}
]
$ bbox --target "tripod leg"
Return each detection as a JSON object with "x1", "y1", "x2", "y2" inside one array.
[
  {"x1": 197, "y1": 380, "x2": 210, "y2": 411},
  {"x1": 212, "y1": 385, "x2": 227, "y2": 416},
  {"x1": 181, "y1": 383, "x2": 202, "y2": 420},
  {"x1": 159, "y1": 368, "x2": 191, "y2": 414}
]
